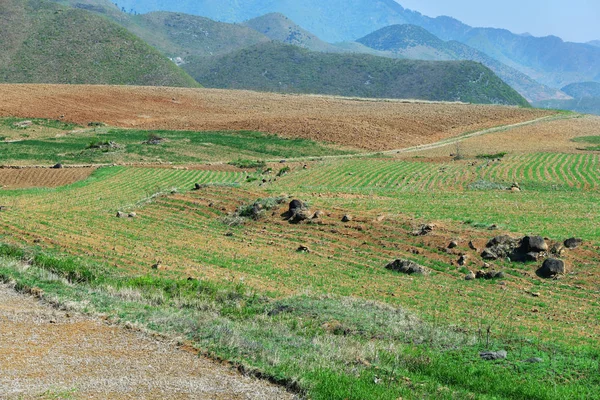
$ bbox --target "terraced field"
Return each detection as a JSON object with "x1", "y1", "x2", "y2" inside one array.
[{"x1": 2, "y1": 88, "x2": 600, "y2": 399}]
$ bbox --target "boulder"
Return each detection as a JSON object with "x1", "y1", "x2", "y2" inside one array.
[
  {"x1": 458, "y1": 255, "x2": 468, "y2": 266},
  {"x1": 289, "y1": 199, "x2": 305, "y2": 214},
  {"x1": 297, "y1": 245, "x2": 310, "y2": 253},
  {"x1": 476, "y1": 270, "x2": 504, "y2": 280},
  {"x1": 52, "y1": 163, "x2": 63, "y2": 169},
  {"x1": 564, "y1": 238, "x2": 583, "y2": 249},
  {"x1": 385, "y1": 259, "x2": 429, "y2": 276},
  {"x1": 341, "y1": 215, "x2": 352, "y2": 223},
  {"x1": 448, "y1": 240, "x2": 458, "y2": 249},
  {"x1": 290, "y1": 208, "x2": 312, "y2": 223},
  {"x1": 537, "y1": 259, "x2": 565, "y2": 278},
  {"x1": 522, "y1": 236, "x2": 548, "y2": 252},
  {"x1": 128, "y1": 212, "x2": 137, "y2": 218},
  {"x1": 480, "y1": 350, "x2": 507, "y2": 361},
  {"x1": 465, "y1": 271, "x2": 476, "y2": 281},
  {"x1": 482, "y1": 235, "x2": 520, "y2": 260},
  {"x1": 116, "y1": 211, "x2": 125, "y2": 218}
]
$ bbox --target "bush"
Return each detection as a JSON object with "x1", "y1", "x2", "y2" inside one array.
[{"x1": 229, "y1": 159, "x2": 267, "y2": 169}]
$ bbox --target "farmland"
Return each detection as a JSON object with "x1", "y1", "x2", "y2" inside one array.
[{"x1": 1, "y1": 85, "x2": 600, "y2": 399}]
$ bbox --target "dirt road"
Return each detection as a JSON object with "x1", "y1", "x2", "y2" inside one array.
[{"x1": 0, "y1": 285, "x2": 294, "y2": 399}]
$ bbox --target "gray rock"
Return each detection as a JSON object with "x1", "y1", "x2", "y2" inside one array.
[
  {"x1": 128, "y1": 212, "x2": 137, "y2": 218},
  {"x1": 482, "y1": 235, "x2": 519, "y2": 260},
  {"x1": 458, "y1": 255, "x2": 468, "y2": 266},
  {"x1": 412, "y1": 224, "x2": 435, "y2": 236},
  {"x1": 116, "y1": 211, "x2": 125, "y2": 218},
  {"x1": 312, "y1": 210, "x2": 325, "y2": 219},
  {"x1": 288, "y1": 199, "x2": 305, "y2": 214},
  {"x1": 523, "y1": 236, "x2": 548, "y2": 252},
  {"x1": 564, "y1": 238, "x2": 583, "y2": 249},
  {"x1": 385, "y1": 259, "x2": 429, "y2": 276},
  {"x1": 480, "y1": 350, "x2": 507, "y2": 360},
  {"x1": 465, "y1": 271, "x2": 476, "y2": 281},
  {"x1": 537, "y1": 258, "x2": 565, "y2": 278},
  {"x1": 342, "y1": 215, "x2": 352, "y2": 223},
  {"x1": 448, "y1": 240, "x2": 459, "y2": 249}
]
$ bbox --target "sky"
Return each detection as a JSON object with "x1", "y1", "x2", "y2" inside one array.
[{"x1": 396, "y1": 0, "x2": 599, "y2": 43}]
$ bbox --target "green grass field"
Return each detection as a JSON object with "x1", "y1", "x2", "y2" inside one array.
[{"x1": 1, "y1": 121, "x2": 600, "y2": 399}]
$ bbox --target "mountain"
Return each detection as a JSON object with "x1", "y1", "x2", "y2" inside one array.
[
  {"x1": 1, "y1": 0, "x2": 198, "y2": 86},
  {"x1": 536, "y1": 82, "x2": 600, "y2": 116},
  {"x1": 52, "y1": 0, "x2": 270, "y2": 59},
  {"x1": 588, "y1": 40, "x2": 600, "y2": 48},
  {"x1": 357, "y1": 25, "x2": 567, "y2": 102},
  {"x1": 562, "y1": 82, "x2": 600, "y2": 98},
  {"x1": 182, "y1": 42, "x2": 530, "y2": 106},
  {"x1": 533, "y1": 98, "x2": 600, "y2": 116},
  {"x1": 113, "y1": 0, "x2": 600, "y2": 89},
  {"x1": 243, "y1": 13, "x2": 337, "y2": 53}
]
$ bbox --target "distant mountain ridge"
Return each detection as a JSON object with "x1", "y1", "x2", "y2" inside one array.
[
  {"x1": 113, "y1": 0, "x2": 600, "y2": 89},
  {"x1": 1, "y1": 0, "x2": 198, "y2": 87},
  {"x1": 562, "y1": 82, "x2": 600, "y2": 99},
  {"x1": 357, "y1": 25, "x2": 567, "y2": 102},
  {"x1": 182, "y1": 41, "x2": 530, "y2": 106}
]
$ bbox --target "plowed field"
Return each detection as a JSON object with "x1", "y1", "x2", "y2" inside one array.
[
  {"x1": 0, "y1": 167, "x2": 95, "y2": 188},
  {"x1": 0, "y1": 84, "x2": 553, "y2": 151}
]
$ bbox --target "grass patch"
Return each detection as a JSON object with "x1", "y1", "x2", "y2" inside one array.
[
  {"x1": 476, "y1": 152, "x2": 508, "y2": 160},
  {"x1": 1, "y1": 245, "x2": 599, "y2": 399}
]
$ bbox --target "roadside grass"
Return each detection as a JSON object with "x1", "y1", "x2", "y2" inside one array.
[
  {"x1": 0, "y1": 128, "x2": 355, "y2": 165},
  {"x1": 1, "y1": 246, "x2": 600, "y2": 400}
]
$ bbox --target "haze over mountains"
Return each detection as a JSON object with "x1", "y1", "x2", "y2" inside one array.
[{"x1": 3, "y1": 0, "x2": 600, "y2": 112}]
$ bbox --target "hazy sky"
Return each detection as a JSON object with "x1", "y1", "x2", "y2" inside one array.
[{"x1": 397, "y1": 0, "x2": 599, "y2": 43}]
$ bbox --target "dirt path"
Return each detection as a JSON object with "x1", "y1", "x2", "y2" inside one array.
[{"x1": 0, "y1": 286, "x2": 295, "y2": 400}]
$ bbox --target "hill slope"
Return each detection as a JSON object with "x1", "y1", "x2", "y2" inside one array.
[
  {"x1": 357, "y1": 25, "x2": 566, "y2": 102},
  {"x1": 562, "y1": 82, "x2": 600, "y2": 99},
  {"x1": 112, "y1": 0, "x2": 600, "y2": 89},
  {"x1": 182, "y1": 42, "x2": 530, "y2": 106},
  {"x1": 0, "y1": 0, "x2": 198, "y2": 87}
]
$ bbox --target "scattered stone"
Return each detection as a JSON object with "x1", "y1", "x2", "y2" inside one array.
[
  {"x1": 14, "y1": 120, "x2": 33, "y2": 128},
  {"x1": 537, "y1": 258, "x2": 565, "y2": 278},
  {"x1": 312, "y1": 210, "x2": 325, "y2": 219},
  {"x1": 458, "y1": 254, "x2": 468, "y2": 266},
  {"x1": 550, "y1": 243, "x2": 565, "y2": 257},
  {"x1": 480, "y1": 350, "x2": 507, "y2": 361},
  {"x1": 193, "y1": 183, "x2": 202, "y2": 190},
  {"x1": 128, "y1": 212, "x2": 137, "y2": 218},
  {"x1": 465, "y1": 271, "x2": 476, "y2": 281},
  {"x1": 448, "y1": 240, "x2": 458, "y2": 249},
  {"x1": 412, "y1": 224, "x2": 435, "y2": 236},
  {"x1": 468, "y1": 241, "x2": 478, "y2": 251},
  {"x1": 488, "y1": 224, "x2": 498, "y2": 230},
  {"x1": 116, "y1": 211, "x2": 125, "y2": 218},
  {"x1": 476, "y1": 270, "x2": 504, "y2": 280},
  {"x1": 52, "y1": 163, "x2": 63, "y2": 169},
  {"x1": 385, "y1": 259, "x2": 429, "y2": 276},
  {"x1": 151, "y1": 261, "x2": 162, "y2": 270},
  {"x1": 341, "y1": 215, "x2": 352, "y2": 223},
  {"x1": 224, "y1": 232, "x2": 234, "y2": 237},
  {"x1": 564, "y1": 237, "x2": 583, "y2": 249},
  {"x1": 297, "y1": 245, "x2": 310, "y2": 253}
]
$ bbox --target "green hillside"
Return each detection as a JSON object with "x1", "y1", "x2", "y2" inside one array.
[
  {"x1": 357, "y1": 25, "x2": 566, "y2": 103},
  {"x1": 0, "y1": 0, "x2": 199, "y2": 86},
  {"x1": 183, "y1": 42, "x2": 530, "y2": 106}
]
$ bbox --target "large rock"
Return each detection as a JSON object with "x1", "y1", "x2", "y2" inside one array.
[
  {"x1": 289, "y1": 199, "x2": 305, "y2": 213},
  {"x1": 480, "y1": 350, "x2": 507, "y2": 361},
  {"x1": 522, "y1": 236, "x2": 548, "y2": 252},
  {"x1": 481, "y1": 235, "x2": 520, "y2": 260},
  {"x1": 537, "y1": 259, "x2": 565, "y2": 278},
  {"x1": 385, "y1": 259, "x2": 429, "y2": 276},
  {"x1": 564, "y1": 238, "x2": 583, "y2": 249}
]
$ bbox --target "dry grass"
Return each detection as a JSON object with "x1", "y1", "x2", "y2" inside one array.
[{"x1": 0, "y1": 84, "x2": 553, "y2": 151}]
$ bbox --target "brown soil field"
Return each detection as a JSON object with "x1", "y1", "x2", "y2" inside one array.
[
  {"x1": 0, "y1": 84, "x2": 553, "y2": 151},
  {"x1": 0, "y1": 167, "x2": 95, "y2": 189},
  {"x1": 402, "y1": 114, "x2": 600, "y2": 159},
  {"x1": 0, "y1": 284, "x2": 294, "y2": 400}
]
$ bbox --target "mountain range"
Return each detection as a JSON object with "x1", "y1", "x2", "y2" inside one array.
[{"x1": 113, "y1": 0, "x2": 600, "y2": 90}]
